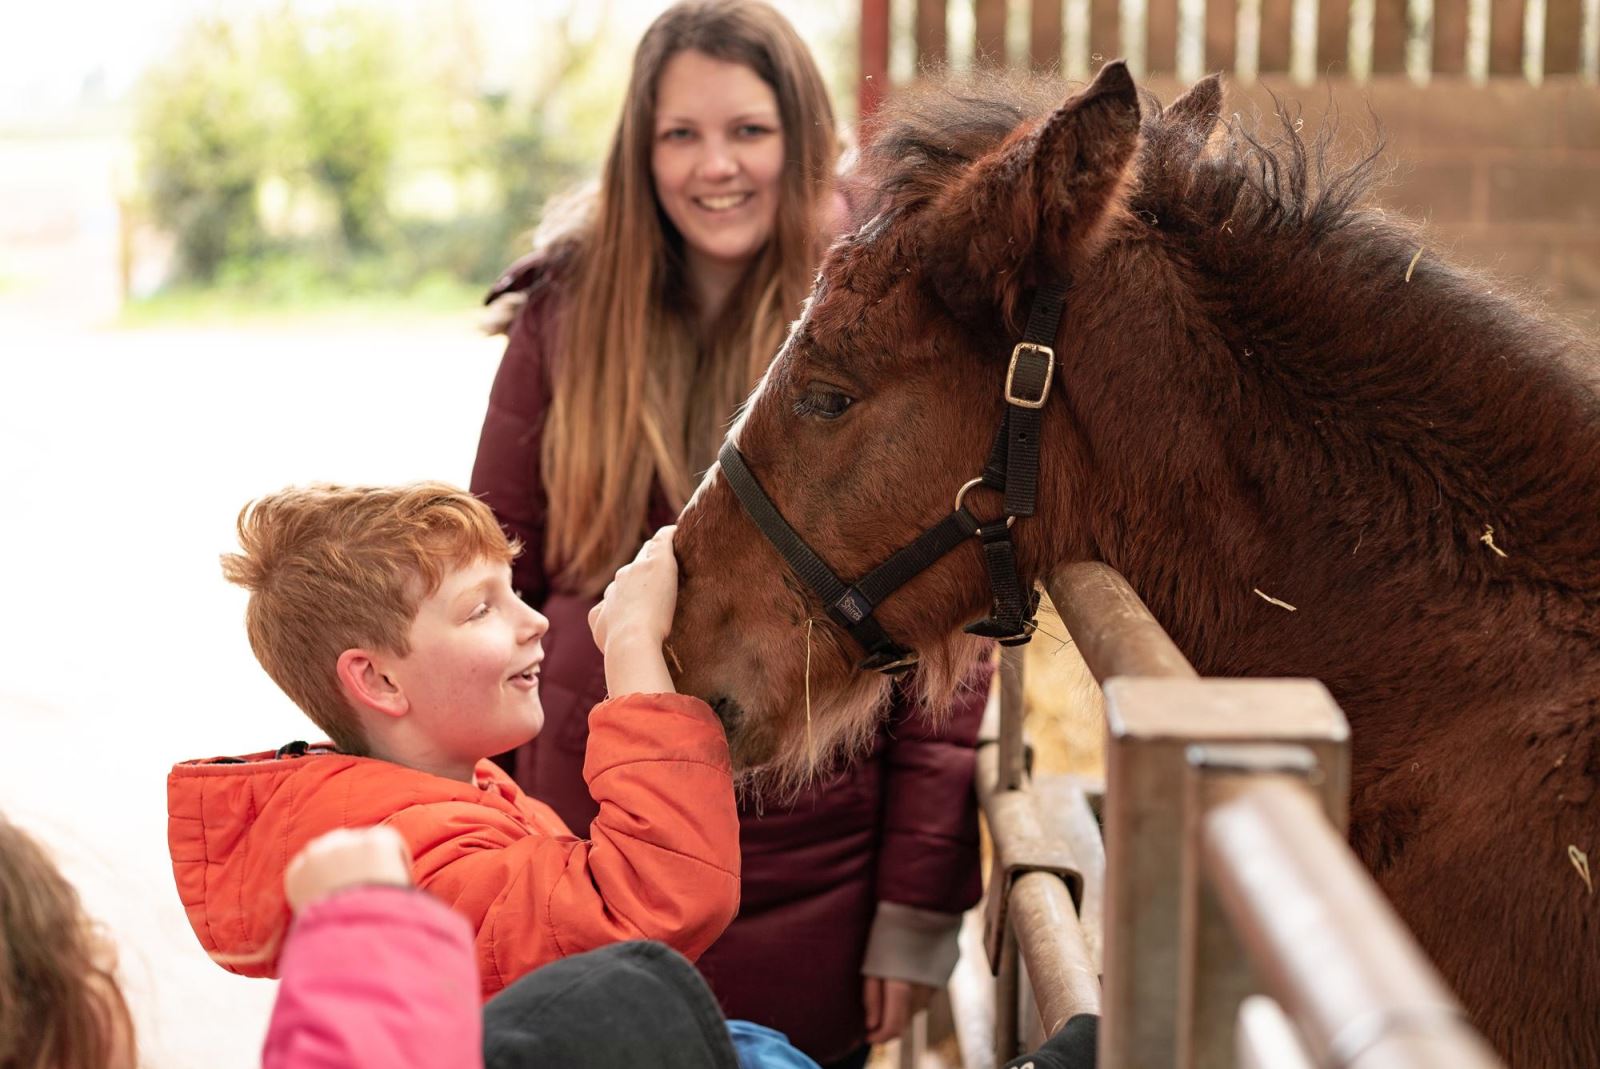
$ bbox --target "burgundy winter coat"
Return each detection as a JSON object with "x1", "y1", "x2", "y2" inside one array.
[{"x1": 470, "y1": 258, "x2": 987, "y2": 1063}]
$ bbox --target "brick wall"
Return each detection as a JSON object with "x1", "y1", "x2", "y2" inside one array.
[{"x1": 1148, "y1": 75, "x2": 1600, "y2": 336}]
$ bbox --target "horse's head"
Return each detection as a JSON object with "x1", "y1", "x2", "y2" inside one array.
[{"x1": 671, "y1": 63, "x2": 1224, "y2": 779}]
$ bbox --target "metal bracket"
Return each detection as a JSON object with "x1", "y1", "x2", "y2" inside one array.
[{"x1": 982, "y1": 786, "x2": 1085, "y2": 971}]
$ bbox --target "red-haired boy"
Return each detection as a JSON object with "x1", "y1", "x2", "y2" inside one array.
[{"x1": 167, "y1": 483, "x2": 738, "y2": 996}]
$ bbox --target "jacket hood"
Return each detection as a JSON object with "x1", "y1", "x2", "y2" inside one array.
[{"x1": 167, "y1": 744, "x2": 519, "y2": 977}]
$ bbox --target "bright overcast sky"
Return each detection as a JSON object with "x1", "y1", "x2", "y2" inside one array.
[{"x1": 0, "y1": 0, "x2": 853, "y2": 123}]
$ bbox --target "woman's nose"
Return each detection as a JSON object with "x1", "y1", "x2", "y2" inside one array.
[{"x1": 697, "y1": 141, "x2": 738, "y2": 181}]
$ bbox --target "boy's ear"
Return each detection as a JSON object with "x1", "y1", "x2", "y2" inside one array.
[{"x1": 336, "y1": 649, "x2": 409, "y2": 720}]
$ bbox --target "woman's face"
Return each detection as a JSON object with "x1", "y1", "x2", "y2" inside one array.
[{"x1": 651, "y1": 49, "x2": 785, "y2": 274}]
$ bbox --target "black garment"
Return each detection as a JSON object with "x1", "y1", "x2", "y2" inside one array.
[
  {"x1": 819, "y1": 1047, "x2": 869, "y2": 1069},
  {"x1": 1004, "y1": 1014, "x2": 1099, "y2": 1069},
  {"x1": 483, "y1": 941, "x2": 739, "y2": 1069}
]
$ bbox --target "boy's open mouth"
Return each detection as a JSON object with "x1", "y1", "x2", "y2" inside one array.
[{"x1": 510, "y1": 660, "x2": 541, "y2": 685}]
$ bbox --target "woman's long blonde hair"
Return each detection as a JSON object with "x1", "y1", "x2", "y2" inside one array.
[{"x1": 543, "y1": 0, "x2": 839, "y2": 595}]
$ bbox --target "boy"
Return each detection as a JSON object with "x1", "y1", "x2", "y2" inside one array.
[{"x1": 167, "y1": 483, "x2": 739, "y2": 997}]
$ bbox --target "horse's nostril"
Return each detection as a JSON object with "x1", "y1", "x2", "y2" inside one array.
[{"x1": 708, "y1": 695, "x2": 746, "y2": 737}]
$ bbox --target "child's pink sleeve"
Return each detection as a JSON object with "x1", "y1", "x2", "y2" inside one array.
[{"x1": 262, "y1": 886, "x2": 481, "y2": 1069}]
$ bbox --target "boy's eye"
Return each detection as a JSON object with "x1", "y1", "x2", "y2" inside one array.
[{"x1": 468, "y1": 602, "x2": 490, "y2": 620}]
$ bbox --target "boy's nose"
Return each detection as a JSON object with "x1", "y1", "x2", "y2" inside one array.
[{"x1": 519, "y1": 604, "x2": 549, "y2": 641}]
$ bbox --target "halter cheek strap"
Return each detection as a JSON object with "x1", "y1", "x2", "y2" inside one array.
[{"x1": 717, "y1": 276, "x2": 1068, "y2": 675}]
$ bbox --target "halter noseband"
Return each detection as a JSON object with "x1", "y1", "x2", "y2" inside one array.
[{"x1": 717, "y1": 276, "x2": 1068, "y2": 675}]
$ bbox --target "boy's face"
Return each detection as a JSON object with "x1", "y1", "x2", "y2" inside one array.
[{"x1": 389, "y1": 557, "x2": 548, "y2": 767}]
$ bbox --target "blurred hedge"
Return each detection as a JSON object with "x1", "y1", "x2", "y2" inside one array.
[{"x1": 132, "y1": 4, "x2": 597, "y2": 296}]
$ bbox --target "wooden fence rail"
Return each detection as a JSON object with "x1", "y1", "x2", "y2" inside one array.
[{"x1": 947, "y1": 563, "x2": 1508, "y2": 1067}]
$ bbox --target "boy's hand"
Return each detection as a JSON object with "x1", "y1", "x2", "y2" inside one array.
[
  {"x1": 284, "y1": 826, "x2": 413, "y2": 913},
  {"x1": 589, "y1": 525, "x2": 679, "y2": 695}
]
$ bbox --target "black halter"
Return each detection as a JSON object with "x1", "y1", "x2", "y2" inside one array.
[{"x1": 716, "y1": 277, "x2": 1068, "y2": 675}]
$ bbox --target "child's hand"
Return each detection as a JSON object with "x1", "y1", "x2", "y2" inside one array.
[
  {"x1": 589, "y1": 525, "x2": 679, "y2": 695},
  {"x1": 589, "y1": 525, "x2": 678, "y2": 652},
  {"x1": 284, "y1": 826, "x2": 413, "y2": 912}
]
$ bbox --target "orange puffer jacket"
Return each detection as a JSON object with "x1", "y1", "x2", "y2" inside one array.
[{"x1": 167, "y1": 692, "x2": 740, "y2": 998}]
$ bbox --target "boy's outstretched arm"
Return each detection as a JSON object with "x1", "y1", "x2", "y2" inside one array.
[
  {"x1": 389, "y1": 527, "x2": 740, "y2": 995},
  {"x1": 588, "y1": 524, "x2": 678, "y2": 696}
]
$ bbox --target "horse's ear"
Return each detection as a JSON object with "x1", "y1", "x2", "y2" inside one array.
[
  {"x1": 1164, "y1": 73, "x2": 1223, "y2": 143},
  {"x1": 924, "y1": 60, "x2": 1141, "y2": 324},
  {"x1": 1140, "y1": 72, "x2": 1222, "y2": 200}
]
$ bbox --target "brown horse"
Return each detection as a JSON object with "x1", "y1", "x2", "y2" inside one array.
[{"x1": 669, "y1": 62, "x2": 1600, "y2": 1065}]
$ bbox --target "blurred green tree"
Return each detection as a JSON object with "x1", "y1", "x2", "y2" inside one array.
[
  {"x1": 266, "y1": 8, "x2": 402, "y2": 253},
  {"x1": 134, "y1": 17, "x2": 273, "y2": 281}
]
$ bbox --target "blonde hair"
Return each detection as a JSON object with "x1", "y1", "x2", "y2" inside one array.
[
  {"x1": 543, "y1": 0, "x2": 839, "y2": 595},
  {"x1": 221, "y1": 483, "x2": 518, "y2": 753},
  {"x1": 0, "y1": 816, "x2": 135, "y2": 1069}
]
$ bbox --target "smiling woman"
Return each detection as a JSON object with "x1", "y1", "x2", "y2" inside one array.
[
  {"x1": 651, "y1": 49, "x2": 788, "y2": 312},
  {"x1": 468, "y1": 3, "x2": 992, "y2": 1065}
]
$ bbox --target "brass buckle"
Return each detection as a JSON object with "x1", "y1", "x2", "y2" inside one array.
[{"x1": 1004, "y1": 342, "x2": 1055, "y2": 409}]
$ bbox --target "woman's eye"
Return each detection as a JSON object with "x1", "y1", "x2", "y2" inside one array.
[
  {"x1": 659, "y1": 127, "x2": 694, "y2": 142},
  {"x1": 736, "y1": 123, "x2": 775, "y2": 139},
  {"x1": 794, "y1": 391, "x2": 854, "y2": 420}
]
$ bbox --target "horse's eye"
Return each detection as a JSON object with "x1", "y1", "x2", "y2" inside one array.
[{"x1": 794, "y1": 390, "x2": 854, "y2": 421}]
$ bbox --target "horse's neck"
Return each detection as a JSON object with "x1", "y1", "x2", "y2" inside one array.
[{"x1": 1052, "y1": 223, "x2": 1600, "y2": 711}]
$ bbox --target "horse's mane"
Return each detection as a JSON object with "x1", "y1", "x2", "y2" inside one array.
[{"x1": 854, "y1": 72, "x2": 1383, "y2": 247}]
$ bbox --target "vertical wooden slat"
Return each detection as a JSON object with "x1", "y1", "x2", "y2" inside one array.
[
  {"x1": 1151, "y1": 0, "x2": 1181, "y2": 73},
  {"x1": 1208, "y1": 0, "x2": 1240, "y2": 72},
  {"x1": 861, "y1": 0, "x2": 891, "y2": 121},
  {"x1": 1524, "y1": 0, "x2": 1547, "y2": 82},
  {"x1": 1238, "y1": 0, "x2": 1264, "y2": 81},
  {"x1": 1406, "y1": 0, "x2": 1434, "y2": 83},
  {"x1": 976, "y1": 0, "x2": 1009, "y2": 66},
  {"x1": 1349, "y1": 0, "x2": 1376, "y2": 80},
  {"x1": 1289, "y1": 0, "x2": 1319, "y2": 83},
  {"x1": 1433, "y1": 0, "x2": 1468, "y2": 74},
  {"x1": 1179, "y1": 0, "x2": 1209, "y2": 79},
  {"x1": 1546, "y1": 0, "x2": 1583, "y2": 72},
  {"x1": 1466, "y1": 0, "x2": 1492, "y2": 80},
  {"x1": 1372, "y1": 0, "x2": 1408, "y2": 72},
  {"x1": 1260, "y1": 0, "x2": 1295, "y2": 73},
  {"x1": 1316, "y1": 0, "x2": 1348, "y2": 76},
  {"x1": 1065, "y1": 0, "x2": 1093, "y2": 77},
  {"x1": 1490, "y1": 0, "x2": 1526, "y2": 75},
  {"x1": 1090, "y1": 0, "x2": 1123, "y2": 68},
  {"x1": 1585, "y1": 0, "x2": 1600, "y2": 81},
  {"x1": 1031, "y1": 0, "x2": 1066, "y2": 70},
  {"x1": 916, "y1": 0, "x2": 950, "y2": 72},
  {"x1": 1123, "y1": 0, "x2": 1151, "y2": 75}
]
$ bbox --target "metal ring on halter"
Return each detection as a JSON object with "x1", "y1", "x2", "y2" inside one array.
[{"x1": 953, "y1": 477, "x2": 1016, "y2": 528}]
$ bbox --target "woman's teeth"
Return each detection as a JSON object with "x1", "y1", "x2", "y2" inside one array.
[{"x1": 697, "y1": 193, "x2": 750, "y2": 211}]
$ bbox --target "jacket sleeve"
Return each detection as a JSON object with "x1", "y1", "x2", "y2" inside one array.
[
  {"x1": 862, "y1": 656, "x2": 992, "y2": 986},
  {"x1": 386, "y1": 693, "x2": 741, "y2": 995},
  {"x1": 471, "y1": 291, "x2": 556, "y2": 608},
  {"x1": 262, "y1": 886, "x2": 481, "y2": 1069}
]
